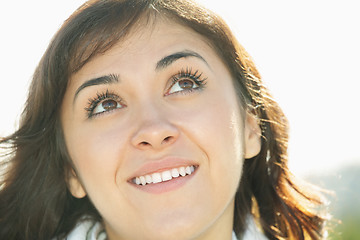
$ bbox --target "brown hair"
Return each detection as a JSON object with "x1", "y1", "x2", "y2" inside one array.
[{"x1": 0, "y1": 0, "x2": 327, "y2": 239}]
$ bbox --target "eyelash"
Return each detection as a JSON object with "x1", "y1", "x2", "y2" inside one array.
[
  {"x1": 85, "y1": 90, "x2": 122, "y2": 118},
  {"x1": 167, "y1": 67, "x2": 207, "y2": 95},
  {"x1": 84, "y1": 68, "x2": 207, "y2": 119}
]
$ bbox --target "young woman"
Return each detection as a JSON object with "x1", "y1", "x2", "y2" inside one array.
[{"x1": 0, "y1": 0, "x2": 327, "y2": 239}]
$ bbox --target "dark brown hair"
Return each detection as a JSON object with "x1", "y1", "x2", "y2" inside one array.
[{"x1": 0, "y1": 0, "x2": 327, "y2": 239}]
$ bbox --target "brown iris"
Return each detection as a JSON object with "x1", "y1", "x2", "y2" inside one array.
[
  {"x1": 178, "y1": 79, "x2": 194, "y2": 89},
  {"x1": 102, "y1": 99, "x2": 118, "y2": 111}
]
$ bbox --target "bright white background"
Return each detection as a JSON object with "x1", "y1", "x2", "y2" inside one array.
[{"x1": 0, "y1": 0, "x2": 359, "y2": 176}]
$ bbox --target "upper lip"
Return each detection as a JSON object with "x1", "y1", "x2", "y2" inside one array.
[{"x1": 128, "y1": 157, "x2": 198, "y2": 181}]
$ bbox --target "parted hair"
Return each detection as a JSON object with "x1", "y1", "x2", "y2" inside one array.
[{"x1": 0, "y1": 0, "x2": 327, "y2": 239}]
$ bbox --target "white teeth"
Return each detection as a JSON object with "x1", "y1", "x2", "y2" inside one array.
[
  {"x1": 161, "y1": 170, "x2": 172, "y2": 182},
  {"x1": 145, "y1": 175, "x2": 152, "y2": 184},
  {"x1": 140, "y1": 176, "x2": 146, "y2": 186},
  {"x1": 135, "y1": 177, "x2": 141, "y2": 185},
  {"x1": 171, "y1": 168, "x2": 180, "y2": 178},
  {"x1": 133, "y1": 165, "x2": 196, "y2": 185},
  {"x1": 179, "y1": 167, "x2": 186, "y2": 176},
  {"x1": 152, "y1": 172, "x2": 162, "y2": 183}
]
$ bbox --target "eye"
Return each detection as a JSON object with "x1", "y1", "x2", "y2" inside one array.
[
  {"x1": 166, "y1": 68, "x2": 207, "y2": 95},
  {"x1": 85, "y1": 90, "x2": 125, "y2": 118},
  {"x1": 168, "y1": 79, "x2": 199, "y2": 94},
  {"x1": 93, "y1": 99, "x2": 122, "y2": 114}
]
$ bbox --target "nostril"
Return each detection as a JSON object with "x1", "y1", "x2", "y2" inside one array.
[
  {"x1": 139, "y1": 141, "x2": 150, "y2": 147},
  {"x1": 162, "y1": 136, "x2": 172, "y2": 144}
]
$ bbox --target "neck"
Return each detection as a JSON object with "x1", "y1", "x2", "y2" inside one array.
[{"x1": 193, "y1": 198, "x2": 235, "y2": 240}]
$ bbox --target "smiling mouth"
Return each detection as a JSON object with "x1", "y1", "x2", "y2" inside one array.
[{"x1": 132, "y1": 165, "x2": 197, "y2": 186}]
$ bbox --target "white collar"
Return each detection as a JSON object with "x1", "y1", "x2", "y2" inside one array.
[
  {"x1": 242, "y1": 216, "x2": 268, "y2": 240},
  {"x1": 65, "y1": 216, "x2": 267, "y2": 240},
  {"x1": 63, "y1": 219, "x2": 106, "y2": 240}
]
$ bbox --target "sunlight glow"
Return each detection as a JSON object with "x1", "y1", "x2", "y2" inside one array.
[{"x1": 1, "y1": 0, "x2": 359, "y2": 176}]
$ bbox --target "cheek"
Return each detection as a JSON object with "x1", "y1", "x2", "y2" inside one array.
[
  {"x1": 206, "y1": 108, "x2": 244, "y2": 190},
  {"x1": 175, "y1": 90, "x2": 245, "y2": 191},
  {"x1": 64, "y1": 121, "x2": 129, "y2": 185},
  {"x1": 184, "y1": 89, "x2": 245, "y2": 164}
]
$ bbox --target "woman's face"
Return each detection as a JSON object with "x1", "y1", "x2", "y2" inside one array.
[{"x1": 61, "y1": 19, "x2": 260, "y2": 240}]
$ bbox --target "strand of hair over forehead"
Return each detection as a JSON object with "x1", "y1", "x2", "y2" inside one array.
[
  {"x1": 78, "y1": 0, "x2": 205, "y2": 13},
  {"x1": 0, "y1": 1, "x2": 326, "y2": 240}
]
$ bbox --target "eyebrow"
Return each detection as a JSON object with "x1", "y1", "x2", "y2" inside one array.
[
  {"x1": 73, "y1": 74, "x2": 119, "y2": 103},
  {"x1": 156, "y1": 50, "x2": 209, "y2": 70},
  {"x1": 73, "y1": 50, "x2": 208, "y2": 103}
]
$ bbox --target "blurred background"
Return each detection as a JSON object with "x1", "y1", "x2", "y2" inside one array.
[{"x1": 0, "y1": 0, "x2": 359, "y2": 238}]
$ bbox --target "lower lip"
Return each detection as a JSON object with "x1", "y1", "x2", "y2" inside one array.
[{"x1": 129, "y1": 167, "x2": 198, "y2": 194}]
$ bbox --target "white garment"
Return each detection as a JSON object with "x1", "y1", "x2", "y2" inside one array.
[
  {"x1": 65, "y1": 216, "x2": 267, "y2": 240},
  {"x1": 242, "y1": 217, "x2": 268, "y2": 240},
  {"x1": 65, "y1": 220, "x2": 106, "y2": 240}
]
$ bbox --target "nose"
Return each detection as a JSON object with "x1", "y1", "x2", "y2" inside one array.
[{"x1": 130, "y1": 108, "x2": 179, "y2": 151}]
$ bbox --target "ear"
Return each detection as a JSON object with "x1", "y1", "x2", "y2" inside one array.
[
  {"x1": 244, "y1": 113, "x2": 262, "y2": 159},
  {"x1": 67, "y1": 168, "x2": 87, "y2": 198}
]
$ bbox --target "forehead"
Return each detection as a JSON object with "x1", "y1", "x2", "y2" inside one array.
[
  {"x1": 71, "y1": 18, "x2": 218, "y2": 78},
  {"x1": 124, "y1": 18, "x2": 208, "y2": 46}
]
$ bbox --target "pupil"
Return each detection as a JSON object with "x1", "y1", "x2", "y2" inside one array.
[
  {"x1": 179, "y1": 80, "x2": 194, "y2": 89},
  {"x1": 102, "y1": 99, "x2": 117, "y2": 110}
]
